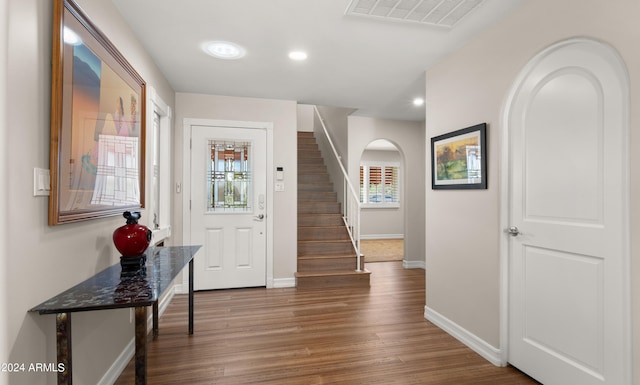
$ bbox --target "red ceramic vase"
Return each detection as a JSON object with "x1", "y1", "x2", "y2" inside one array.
[{"x1": 113, "y1": 211, "x2": 152, "y2": 257}]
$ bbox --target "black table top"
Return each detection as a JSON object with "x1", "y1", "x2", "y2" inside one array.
[{"x1": 29, "y1": 246, "x2": 200, "y2": 314}]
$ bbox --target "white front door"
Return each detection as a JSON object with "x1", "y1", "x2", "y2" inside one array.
[
  {"x1": 506, "y1": 39, "x2": 630, "y2": 385},
  {"x1": 190, "y1": 124, "x2": 267, "y2": 290}
]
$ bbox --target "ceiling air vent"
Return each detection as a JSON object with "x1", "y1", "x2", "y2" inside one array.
[{"x1": 345, "y1": 0, "x2": 485, "y2": 28}]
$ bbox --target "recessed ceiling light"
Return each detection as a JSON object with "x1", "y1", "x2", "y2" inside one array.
[
  {"x1": 413, "y1": 97, "x2": 425, "y2": 107},
  {"x1": 288, "y1": 51, "x2": 308, "y2": 61},
  {"x1": 203, "y1": 41, "x2": 246, "y2": 60}
]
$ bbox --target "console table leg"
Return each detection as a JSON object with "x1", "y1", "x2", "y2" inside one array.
[
  {"x1": 152, "y1": 301, "x2": 158, "y2": 339},
  {"x1": 188, "y1": 259, "x2": 194, "y2": 335},
  {"x1": 56, "y1": 313, "x2": 72, "y2": 385},
  {"x1": 134, "y1": 306, "x2": 147, "y2": 385}
]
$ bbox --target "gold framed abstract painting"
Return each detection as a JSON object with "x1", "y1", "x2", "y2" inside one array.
[{"x1": 49, "y1": 0, "x2": 146, "y2": 225}]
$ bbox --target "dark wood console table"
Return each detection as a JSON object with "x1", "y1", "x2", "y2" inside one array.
[{"x1": 29, "y1": 245, "x2": 201, "y2": 385}]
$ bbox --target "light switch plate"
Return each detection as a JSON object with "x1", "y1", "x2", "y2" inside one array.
[{"x1": 33, "y1": 167, "x2": 50, "y2": 196}]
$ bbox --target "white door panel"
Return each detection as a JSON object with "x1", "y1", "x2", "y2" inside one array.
[
  {"x1": 523, "y1": 71, "x2": 603, "y2": 225},
  {"x1": 507, "y1": 39, "x2": 630, "y2": 385},
  {"x1": 522, "y1": 247, "x2": 604, "y2": 372}
]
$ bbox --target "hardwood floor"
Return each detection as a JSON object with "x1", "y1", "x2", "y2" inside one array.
[{"x1": 114, "y1": 262, "x2": 539, "y2": 384}]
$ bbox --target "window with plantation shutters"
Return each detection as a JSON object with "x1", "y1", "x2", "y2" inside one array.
[{"x1": 359, "y1": 162, "x2": 400, "y2": 207}]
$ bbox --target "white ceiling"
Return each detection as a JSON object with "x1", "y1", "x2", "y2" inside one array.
[{"x1": 111, "y1": 0, "x2": 526, "y2": 122}]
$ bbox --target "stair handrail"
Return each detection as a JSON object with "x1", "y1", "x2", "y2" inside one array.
[{"x1": 313, "y1": 106, "x2": 362, "y2": 272}]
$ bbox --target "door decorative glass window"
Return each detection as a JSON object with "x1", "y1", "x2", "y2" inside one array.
[{"x1": 208, "y1": 140, "x2": 252, "y2": 212}]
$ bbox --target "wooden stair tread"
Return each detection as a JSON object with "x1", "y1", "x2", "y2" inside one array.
[
  {"x1": 298, "y1": 213, "x2": 343, "y2": 219},
  {"x1": 298, "y1": 182, "x2": 334, "y2": 186},
  {"x1": 298, "y1": 215, "x2": 344, "y2": 227},
  {"x1": 298, "y1": 192, "x2": 337, "y2": 198},
  {"x1": 297, "y1": 253, "x2": 357, "y2": 260},
  {"x1": 298, "y1": 201, "x2": 338, "y2": 204},
  {"x1": 295, "y1": 269, "x2": 370, "y2": 278},
  {"x1": 298, "y1": 225, "x2": 348, "y2": 229},
  {"x1": 298, "y1": 239, "x2": 351, "y2": 243}
]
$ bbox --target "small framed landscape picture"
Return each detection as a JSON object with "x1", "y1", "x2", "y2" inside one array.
[{"x1": 431, "y1": 123, "x2": 487, "y2": 190}]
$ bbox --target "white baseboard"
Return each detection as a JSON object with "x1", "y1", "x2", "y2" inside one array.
[
  {"x1": 98, "y1": 286, "x2": 177, "y2": 385},
  {"x1": 272, "y1": 277, "x2": 296, "y2": 288},
  {"x1": 360, "y1": 234, "x2": 404, "y2": 240},
  {"x1": 424, "y1": 306, "x2": 504, "y2": 367},
  {"x1": 173, "y1": 279, "x2": 189, "y2": 294},
  {"x1": 98, "y1": 338, "x2": 134, "y2": 385},
  {"x1": 403, "y1": 260, "x2": 425, "y2": 269}
]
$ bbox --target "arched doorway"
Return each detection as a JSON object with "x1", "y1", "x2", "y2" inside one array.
[{"x1": 359, "y1": 139, "x2": 405, "y2": 263}]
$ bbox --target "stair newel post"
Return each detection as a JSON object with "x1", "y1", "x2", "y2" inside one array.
[{"x1": 355, "y1": 195, "x2": 362, "y2": 272}]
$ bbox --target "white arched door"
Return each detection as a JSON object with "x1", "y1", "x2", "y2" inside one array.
[{"x1": 505, "y1": 39, "x2": 630, "y2": 385}]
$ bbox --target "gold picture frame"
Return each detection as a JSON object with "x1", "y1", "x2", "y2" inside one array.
[{"x1": 49, "y1": 0, "x2": 146, "y2": 225}]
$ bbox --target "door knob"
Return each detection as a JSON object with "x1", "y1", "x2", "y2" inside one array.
[
  {"x1": 507, "y1": 226, "x2": 520, "y2": 236},
  {"x1": 254, "y1": 214, "x2": 265, "y2": 221}
]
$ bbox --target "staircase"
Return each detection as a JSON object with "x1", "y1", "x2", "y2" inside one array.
[{"x1": 296, "y1": 132, "x2": 370, "y2": 289}]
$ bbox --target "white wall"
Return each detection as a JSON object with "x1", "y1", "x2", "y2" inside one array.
[
  {"x1": 315, "y1": 105, "x2": 353, "y2": 167},
  {"x1": 296, "y1": 104, "x2": 314, "y2": 132},
  {"x1": 174, "y1": 93, "x2": 298, "y2": 283},
  {"x1": 348, "y1": 116, "x2": 425, "y2": 265},
  {"x1": 0, "y1": 0, "x2": 8, "y2": 382},
  {"x1": 3, "y1": 0, "x2": 174, "y2": 384},
  {"x1": 424, "y1": 0, "x2": 640, "y2": 380}
]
